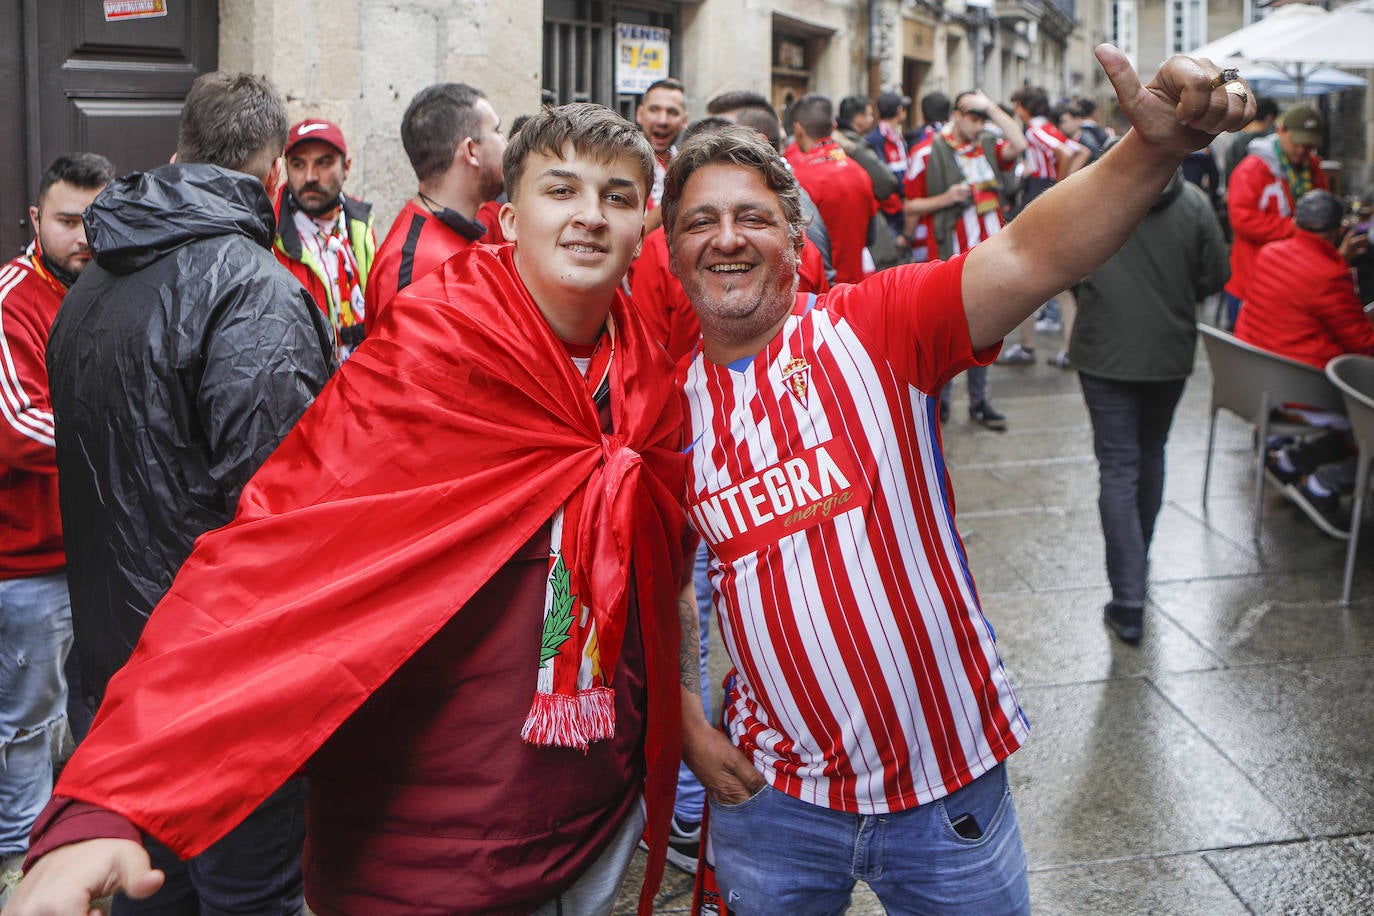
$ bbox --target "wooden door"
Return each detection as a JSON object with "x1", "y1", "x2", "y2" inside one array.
[{"x1": 2, "y1": 0, "x2": 217, "y2": 258}]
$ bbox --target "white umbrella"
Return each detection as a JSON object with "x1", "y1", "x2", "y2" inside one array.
[
  {"x1": 1189, "y1": 4, "x2": 1329, "y2": 63},
  {"x1": 1240, "y1": 0, "x2": 1374, "y2": 69},
  {"x1": 1242, "y1": 64, "x2": 1365, "y2": 99},
  {"x1": 1188, "y1": 4, "x2": 1365, "y2": 100}
]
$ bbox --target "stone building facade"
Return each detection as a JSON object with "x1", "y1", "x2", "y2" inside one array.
[
  {"x1": 3, "y1": 0, "x2": 1090, "y2": 253},
  {"x1": 216, "y1": 0, "x2": 1086, "y2": 233}
]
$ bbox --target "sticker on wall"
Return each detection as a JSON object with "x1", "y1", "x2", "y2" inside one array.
[{"x1": 104, "y1": 0, "x2": 168, "y2": 21}]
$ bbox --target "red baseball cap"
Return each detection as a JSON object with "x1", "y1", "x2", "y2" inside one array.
[{"x1": 285, "y1": 119, "x2": 347, "y2": 157}]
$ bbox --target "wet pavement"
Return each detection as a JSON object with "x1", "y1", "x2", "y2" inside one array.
[{"x1": 615, "y1": 324, "x2": 1374, "y2": 913}]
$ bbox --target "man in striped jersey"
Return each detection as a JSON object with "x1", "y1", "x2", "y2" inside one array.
[
  {"x1": 0, "y1": 153, "x2": 113, "y2": 905},
  {"x1": 662, "y1": 45, "x2": 1252, "y2": 913},
  {"x1": 904, "y1": 89, "x2": 1027, "y2": 431},
  {"x1": 1000, "y1": 85, "x2": 1092, "y2": 368}
]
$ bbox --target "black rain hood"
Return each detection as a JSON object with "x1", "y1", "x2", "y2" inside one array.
[{"x1": 86, "y1": 163, "x2": 276, "y2": 274}]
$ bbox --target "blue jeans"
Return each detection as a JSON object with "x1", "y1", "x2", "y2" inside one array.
[
  {"x1": 114, "y1": 780, "x2": 306, "y2": 916},
  {"x1": 0, "y1": 571, "x2": 72, "y2": 858},
  {"x1": 1079, "y1": 373, "x2": 1186, "y2": 607},
  {"x1": 1223, "y1": 291, "x2": 1242, "y2": 329},
  {"x1": 709, "y1": 763, "x2": 1029, "y2": 915},
  {"x1": 674, "y1": 542, "x2": 713, "y2": 824}
]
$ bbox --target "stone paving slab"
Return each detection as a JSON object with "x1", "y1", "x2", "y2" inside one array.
[
  {"x1": 1145, "y1": 502, "x2": 1267, "y2": 582},
  {"x1": 1155, "y1": 657, "x2": 1374, "y2": 837},
  {"x1": 956, "y1": 527, "x2": 1033, "y2": 594},
  {"x1": 1027, "y1": 854, "x2": 1251, "y2": 915},
  {"x1": 949, "y1": 456, "x2": 1102, "y2": 513},
  {"x1": 1011, "y1": 679, "x2": 1302, "y2": 867},
  {"x1": 1149, "y1": 575, "x2": 1374, "y2": 664},
  {"x1": 960, "y1": 506, "x2": 1114, "y2": 592},
  {"x1": 1203, "y1": 834, "x2": 1374, "y2": 915},
  {"x1": 984, "y1": 588, "x2": 1226, "y2": 688}
]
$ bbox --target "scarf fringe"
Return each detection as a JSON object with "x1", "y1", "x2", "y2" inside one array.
[{"x1": 521, "y1": 686, "x2": 616, "y2": 750}]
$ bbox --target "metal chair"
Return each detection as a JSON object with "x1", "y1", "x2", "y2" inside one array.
[
  {"x1": 1198, "y1": 324, "x2": 1346, "y2": 541},
  {"x1": 1324, "y1": 355, "x2": 1374, "y2": 606}
]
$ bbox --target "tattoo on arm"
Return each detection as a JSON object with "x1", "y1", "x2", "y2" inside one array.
[{"x1": 679, "y1": 596, "x2": 701, "y2": 695}]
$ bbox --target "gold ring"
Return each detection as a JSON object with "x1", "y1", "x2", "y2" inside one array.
[
  {"x1": 1225, "y1": 82, "x2": 1248, "y2": 103},
  {"x1": 1209, "y1": 67, "x2": 1241, "y2": 89}
]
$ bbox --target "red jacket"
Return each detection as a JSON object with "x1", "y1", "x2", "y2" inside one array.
[
  {"x1": 1235, "y1": 230, "x2": 1374, "y2": 369},
  {"x1": 1226, "y1": 143, "x2": 1327, "y2": 303},
  {"x1": 477, "y1": 198, "x2": 508, "y2": 243},
  {"x1": 0, "y1": 252, "x2": 65, "y2": 578},
  {"x1": 365, "y1": 199, "x2": 486, "y2": 323},
  {"x1": 793, "y1": 138, "x2": 878, "y2": 284}
]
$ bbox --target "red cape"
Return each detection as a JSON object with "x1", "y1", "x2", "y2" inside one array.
[{"x1": 56, "y1": 244, "x2": 686, "y2": 912}]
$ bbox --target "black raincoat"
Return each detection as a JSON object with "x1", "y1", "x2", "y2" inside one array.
[{"x1": 47, "y1": 163, "x2": 337, "y2": 727}]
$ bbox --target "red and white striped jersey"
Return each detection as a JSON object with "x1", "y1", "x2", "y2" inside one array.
[
  {"x1": 682, "y1": 255, "x2": 1028, "y2": 815},
  {"x1": 1023, "y1": 116, "x2": 1083, "y2": 181},
  {"x1": 905, "y1": 132, "x2": 1013, "y2": 257}
]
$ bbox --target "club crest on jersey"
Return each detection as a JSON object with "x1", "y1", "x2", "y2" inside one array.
[{"x1": 782, "y1": 356, "x2": 811, "y2": 408}]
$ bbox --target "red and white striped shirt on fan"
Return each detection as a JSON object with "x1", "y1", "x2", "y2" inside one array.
[
  {"x1": 904, "y1": 132, "x2": 1015, "y2": 257},
  {"x1": 1023, "y1": 115, "x2": 1083, "y2": 181},
  {"x1": 682, "y1": 253, "x2": 1028, "y2": 815}
]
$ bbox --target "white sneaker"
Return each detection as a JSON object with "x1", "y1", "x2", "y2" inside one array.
[{"x1": 997, "y1": 343, "x2": 1035, "y2": 366}]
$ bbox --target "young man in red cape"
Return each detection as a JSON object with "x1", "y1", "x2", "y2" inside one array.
[{"x1": 10, "y1": 104, "x2": 688, "y2": 916}]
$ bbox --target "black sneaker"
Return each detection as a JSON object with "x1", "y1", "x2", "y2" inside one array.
[
  {"x1": 969, "y1": 401, "x2": 1007, "y2": 431},
  {"x1": 1283, "y1": 480, "x2": 1351, "y2": 540},
  {"x1": 664, "y1": 814, "x2": 701, "y2": 874},
  {"x1": 1103, "y1": 602, "x2": 1143, "y2": 645}
]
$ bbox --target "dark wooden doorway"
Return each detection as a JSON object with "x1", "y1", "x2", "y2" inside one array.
[{"x1": 2, "y1": 0, "x2": 218, "y2": 259}]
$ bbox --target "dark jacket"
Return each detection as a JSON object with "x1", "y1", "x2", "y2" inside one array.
[
  {"x1": 1070, "y1": 171, "x2": 1229, "y2": 381},
  {"x1": 47, "y1": 163, "x2": 336, "y2": 720}
]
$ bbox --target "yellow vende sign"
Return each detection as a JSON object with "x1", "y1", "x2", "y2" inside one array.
[{"x1": 616, "y1": 23, "x2": 670, "y2": 94}]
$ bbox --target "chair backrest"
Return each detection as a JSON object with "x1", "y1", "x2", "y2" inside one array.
[
  {"x1": 1198, "y1": 324, "x2": 1346, "y2": 422},
  {"x1": 1326, "y1": 354, "x2": 1374, "y2": 453}
]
